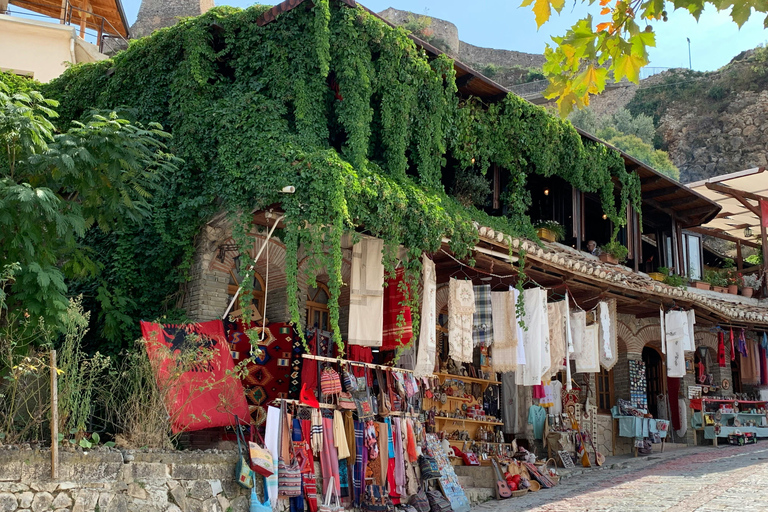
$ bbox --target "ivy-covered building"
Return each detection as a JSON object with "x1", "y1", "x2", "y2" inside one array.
[{"x1": 45, "y1": 0, "x2": 768, "y2": 460}]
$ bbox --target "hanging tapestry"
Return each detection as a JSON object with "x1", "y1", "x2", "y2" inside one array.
[
  {"x1": 490, "y1": 290, "x2": 517, "y2": 373},
  {"x1": 598, "y1": 299, "x2": 618, "y2": 371},
  {"x1": 349, "y1": 237, "x2": 385, "y2": 347},
  {"x1": 140, "y1": 320, "x2": 249, "y2": 433},
  {"x1": 228, "y1": 322, "x2": 296, "y2": 426},
  {"x1": 448, "y1": 279, "x2": 475, "y2": 363},
  {"x1": 382, "y1": 267, "x2": 413, "y2": 350},
  {"x1": 547, "y1": 300, "x2": 567, "y2": 379},
  {"x1": 665, "y1": 311, "x2": 686, "y2": 378},
  {"x1": 576, "y1": 322, "x2": 600, "y2": 374},
  {"x1": 472, "y1": 284, "x2": 494, "y2": 347}
]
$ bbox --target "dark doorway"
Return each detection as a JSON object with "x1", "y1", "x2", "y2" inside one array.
[{"x1": 643, "y1": 346, "x2": 665, "y2": 416}]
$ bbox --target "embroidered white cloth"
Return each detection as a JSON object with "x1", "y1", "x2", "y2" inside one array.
[
  {"x1": 665, "y1": 311, "x2": 687, "y2": 378},
  {"x1": 547, "y1": 301, "x2": 567, "y2": 380},
  {"x1": 414, "y1": 255, "x2": 437, "y2": 378},
  {"x1": 491, "y1": 290, "x2": 518, "y2": 373},
  {"x1": 683, "y1": 309, "x2": 696, "y2": 352},
  {"x1": 569, "y1": 310, "x2": 585, "y2": 361},
  {"x1": 348, "y1": 237, "x2": 384, "y2": 347},
  {"x1": 564, "y1": 295, "x2": 573, "y2": 390},
  {"x1": 598, "y1": 299, "x2": 618, "y2": 370},
  {"x1": 516, "y1": 287, "x2": 550, "y2": 386},
  {"x1": 660, "y1": 307, "x2": 666, "y2": 354},
  {"x1": 448, "y1": 278, "x2": 475, "y2": 363},
  {"x1": 576, "y1": 322, "x2": 601, "y2": 374},
  {"x1": 513, "y1": 287, "x2": 526, "y2": 366}
]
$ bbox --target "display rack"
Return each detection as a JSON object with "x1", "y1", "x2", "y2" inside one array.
[{"x1": 693, "y1": 398, "x2": 768, "y2": 446}]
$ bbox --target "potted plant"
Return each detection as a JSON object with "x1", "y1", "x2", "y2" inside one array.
[
  {"x1": 742, "y1": 274, "x2": 761, "y2": 298},
  {"x1": 724, "y1": 260, "x2": 739, "y2": 294},
  {"x1": 599, "y1": 240, "x2": 628, "y2": 265},
  {"x1": 705, "y1": 269, "x2": 728, "y2": 293},
  {"x1": 534, "y1": 220, "x2": 565, "y2": 243},
  {"x1": 658, "y1": 267, "x2": 686, "y2": 288}
]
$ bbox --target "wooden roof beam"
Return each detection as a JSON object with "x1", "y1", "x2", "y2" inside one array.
[
  {"x1": 687, "y1": 226, "x2": 761, "y2": 248},
  {"x1": 644, "y1": 186, "x2": 680, "y2": 199},
  {"x1": 705, "y1": 182, "x2": 764, "y2": 217}
]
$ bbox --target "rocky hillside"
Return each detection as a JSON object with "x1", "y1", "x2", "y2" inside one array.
[{"x1": 591, "y1": 49, "x2": 768, "y2": 183}]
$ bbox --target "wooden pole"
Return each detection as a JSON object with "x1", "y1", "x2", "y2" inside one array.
[
  {"x1": 736, "y1": 241, "x2": 743, "y2": 271},
  {"x1": 50, "y1": 350, "x2": 58, "y2": 480},
  {"x1": 59, "y1": 0, "x2": 67, "y2": 23},
  {"x1": 761, "y1": 223, "x2": 768, "y2": 296}
]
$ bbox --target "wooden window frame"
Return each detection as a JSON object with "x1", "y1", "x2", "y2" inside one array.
[
  {"x1": 306, "y1": 282, "x2": 330, "y2": 331},
  {"x1": 227, "y1": 265, "x2": 266, "y2": 320},
  {"x1": 596, "y1": 367, "x2": 615, "y2": 414}
]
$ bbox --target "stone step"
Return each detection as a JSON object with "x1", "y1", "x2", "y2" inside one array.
[{"x1": 464, "y1": 487, "x2": 495, "y2": 504}]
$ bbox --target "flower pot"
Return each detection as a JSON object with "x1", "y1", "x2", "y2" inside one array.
[
  {"x1": 742, "y1": 287, "x2": 754, "y2": 298},
  {"x1": 536, "y1": 228, "x2": 556, "y2": 243},
  {"x1": 598, "y1": 252, "x2": 618, "y2": 264},
  {"x1": 649, "y1": 272, "x2": 666, "y2": 282},
  {"x1": 714, "y1": 286, "x2": 728, "y2": 294},
  {"x1": 692, "y1": 281, "x2": 711, "y2": 290},
  {"x1": 728, "y1": 284, "x2": 738, "y2": 294}
]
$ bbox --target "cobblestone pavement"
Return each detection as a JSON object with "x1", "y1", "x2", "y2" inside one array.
[{"x1": 473, "y1": 443, "x2": 768, "y2": 512}]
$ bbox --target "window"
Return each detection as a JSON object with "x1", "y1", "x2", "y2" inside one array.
[
  {"x1": 306, "y1": 282, "x2": 330, "y2": 331},
  {"x1": 683, "y1": 232, "x2": 702, "y2": 280},
  {"x1": 227, "y1": 256, "x2": 266, "y2": 320},
  {"x1": 596, "y1": 367, "x2": 614, "y2": 413}
]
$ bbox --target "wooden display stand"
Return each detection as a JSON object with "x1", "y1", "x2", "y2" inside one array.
[{"x1": 693, "y1": 398, "x2": 768, "y2": 446}]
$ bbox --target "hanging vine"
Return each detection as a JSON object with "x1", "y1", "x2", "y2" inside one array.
[{"x1": 44, "y1": 1, "x2": 642, "y2": 353}]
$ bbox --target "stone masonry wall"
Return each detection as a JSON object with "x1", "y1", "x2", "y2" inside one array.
[
  {"x1": 0, "y1": 448, "x2": 252, "y2": 512},
  {"x1": 131, "y1": 0, "x2": 215, "y2": 38}
]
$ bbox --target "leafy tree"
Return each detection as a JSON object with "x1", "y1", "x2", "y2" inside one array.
[
  {"x1": 522, "y1": 0, "x2": 768, "y2": 116},
  {"x1": 0, "y1": 76, "x2": 178, "y2": 331},
  {"x1": 569, "y1": 107, "x2": 679, "y2": 178}
]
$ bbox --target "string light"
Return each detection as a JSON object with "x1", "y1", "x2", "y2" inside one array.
[{"x1": 544, "y1": 188, "x2": 550, "y2": 196}]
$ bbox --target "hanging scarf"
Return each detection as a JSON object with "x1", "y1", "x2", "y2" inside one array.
[
  {"x1": 730, "y1": 328, "x2": 736, "y2": 361},
  {"x1": 414, "y1": 255, "x2": 437, "y2": 378},
  {"x1": 718, "y1": 331, "x2": 726, "y2": 367},
  {"x1": 763, "y1": 332, "x2": 768, "y2": 350},
  {"x1": 334, "y1": 410, "x2": 350, "y2": 459},
  {"x1": 300, "y1": 420, "x2": 318, "y2": 512},
  {"x1": 310, "y1": 409, "x2": 323, "y2": 456},
  {"x1": 491, "y1": 290, "x2": 518, "y2": 373},
  {"x1": 738, "y1": 329, "x2": 748, "y2": 358},
  {"x1": 290, "y1": 419, "x2": 306, "y2": 512},
  {"x1": 353, "y1": 420, "x2": 365, "y2": 508},
  {"x1": 472, "y1": 284, "x2": 494, "y2": 347},
  {"x1": 381, "y1": 267, "x2": 413, "y2": 350},
  {"x1": 761, "y1": 345, "x2": 768, "y2": 386}
]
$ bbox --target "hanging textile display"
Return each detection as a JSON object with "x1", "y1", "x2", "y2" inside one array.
[
  {"x1": 265, "y1": 406, "x2": 281, "y2": 508},
  {"x1": 513, "y1": 287, "x2": 526, "y2": 366},
  {"x1": 598, "y1": 299, "x2": 618, "y2": 371},
  {"x1": 737, "y1": 329, "x2": 748, "y2": 358},
  {"x1": 140, "y1": 320, "x2": 249, "y2": 433},
  {"x1": 472, "y1": 284, "x2": 494, "y2": 346},
  {"x1": 448, "y1": 278, "x2": 475, "y2": 363},
  {"x1": 414, "y1": 255, "x2": 437, "y2": 378},
  {"x1": 516, "y1": 287, "x2": 550, "y2": 386},
  {"x1": 730, "y1": 328, "x2": 736, "y2": 361},
  {"x1": 490, "y1": 289, "x2": 517, "y2": 373},
  {"x1": 665, "y1": 311, "x2": 686, "y2": 378},
  {"x1": 659, "y1": 307, "x2": 666, "y2": 354},
  {"x1": 760, "y1": 345, "x2": 768, "y2": 386},
  {"x1": 564, "y1": 293, "x2": 573, "y2": 390},
  {"x1": 348, "y1": 237, "x2": 385, "y2": 347},
  {"x1": 576, "y1": 322, "x2": 601, "y2": 374},
  {"x1": 382, "y1": 267, "x2": 413, "y2": 350},
  {"x1": 569, "y1": 310, "x2": 585, "y2": 361},
  {"x1": 684, "y1": 310, "x2": 696, "y2": 352},
  {"x1": 718, "y1": 331, "x2": 726, "y2": 367},
  {"x1": 501, "y1": 372, "x2": 517, "y2": 434},
  {"x1": 547, "y1": 301, "x2": 567, "y2": 379}
]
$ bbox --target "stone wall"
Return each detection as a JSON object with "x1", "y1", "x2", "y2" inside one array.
[
  {"x1": 0, "y1": 448, "x2": 252, "y2": 512},
  {"x1": 131, "y1": 0, "x2": 215, "y2": 38},
  {"x1": 377, "y1": 8, "x2": 459, "y2": 55},
  {"x1": 458, "y1": 41, "x2": 545, "y2": 71}
]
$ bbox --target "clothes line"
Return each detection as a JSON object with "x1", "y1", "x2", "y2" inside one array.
[{"x1": 301, "y1": 353, "x2": 415, "y2": 374}]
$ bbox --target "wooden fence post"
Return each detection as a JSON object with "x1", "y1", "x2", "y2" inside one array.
[{"x1": 50, "y1": 350, "x2": 58, "y2": 480}]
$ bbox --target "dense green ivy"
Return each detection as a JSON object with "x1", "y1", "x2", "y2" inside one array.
[{"x1": 44, "y1": 2, "x2": 641, "y2": 353}]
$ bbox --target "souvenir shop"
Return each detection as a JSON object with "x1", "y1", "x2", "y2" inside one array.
[{"x1": 142, "y1": 229, "x2": 696, "y2": 512}]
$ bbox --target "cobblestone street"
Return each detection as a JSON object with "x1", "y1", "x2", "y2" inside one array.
[{"x1": 473, "y1": 443, "x2": 768, "y2": 512}]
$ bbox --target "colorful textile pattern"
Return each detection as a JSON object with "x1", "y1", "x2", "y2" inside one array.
[
  {"x1": 227, "y1": 322, "x2": 295, "y2": 426},
  {"x1": 382, "y1": 268, "x2": 413, "y2": 350},
  {"x1": 472, "y1": 284, "x2": 494, "y2": 347},
  {"x1": 448, "y1": 279, "x2": 475, "y2": 363},
  {"x1": 140, "y1": 320, "x2": 249, "y2": 433}
]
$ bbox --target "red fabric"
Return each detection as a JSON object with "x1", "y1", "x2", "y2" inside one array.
[
  {"x1": 532, "y1": 384, "x2": 545, "y2": 399},
  {"x1": 688, "y1": 398, "x2": 702, "y2": 411},
  {"x1": 349, "y1": 345, "x2": 373, "y2": 386},
  {"x1": 140, "y1": 320, "x2": 249, "y2": 433},
  {"x1": 301, "y1": 331, "x2": 319, "y2": 392},
  {"x1": 668, "y1": 377, "x2": 682, "y2": 430},
  {"x1": 761, "y1": 199, "x2": 768, "y2": 228},
  {"x1": 300, "y1": 420, "x2": 319, "y2": 512},
  {"x1": 761, "y1": 346, "x2": 768, "y2": 386},
  {"x1": 730, "y1": 328, "x2": 736, "y2": 361},
  {"x1": 382, "y1": 268, "x2": 413, "y2": 350},
  {"x1": 718, "y1": 331, "x2": 726, "y2": 367}
]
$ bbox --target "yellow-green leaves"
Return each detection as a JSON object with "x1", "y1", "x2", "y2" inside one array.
[
  {"x1": 521, "y1": 0, "x2": 566, "y2": 28},
  {"x1": 528, "y1": 0, "x2": 767, "y2": 116}
]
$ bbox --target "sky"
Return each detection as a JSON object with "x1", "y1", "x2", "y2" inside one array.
[{"x1": 117, "y1": 0, "x2": 768, "y2": 72}]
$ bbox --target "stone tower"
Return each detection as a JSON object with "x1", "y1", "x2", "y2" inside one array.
[{"x1": 130, "y1": 0, "x2": 215, "y2": 38}]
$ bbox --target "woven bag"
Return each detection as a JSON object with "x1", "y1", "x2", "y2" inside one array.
[
  {"x1": 321, "y1": 367, "x2": 342, "y2": 396},
  {"x1": 408, "y1": 487, "x2": 430, "y2": 512}
]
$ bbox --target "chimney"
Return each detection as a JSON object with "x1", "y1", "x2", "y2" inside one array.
[{"x1": 131, "y1": 0, "x2": 215, "y2": 38}]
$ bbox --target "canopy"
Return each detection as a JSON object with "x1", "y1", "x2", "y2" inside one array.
[
  {"x1": 687, "y1": 167, "x2": 768, "y2": 243},
  {"x1": 10, "y1": 0, "x2": 129, "y2": 37}
]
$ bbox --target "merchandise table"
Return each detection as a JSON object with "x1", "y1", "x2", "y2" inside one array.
[{"x1": 610, "y1": 406, "x2": 669, "y2": 456}]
